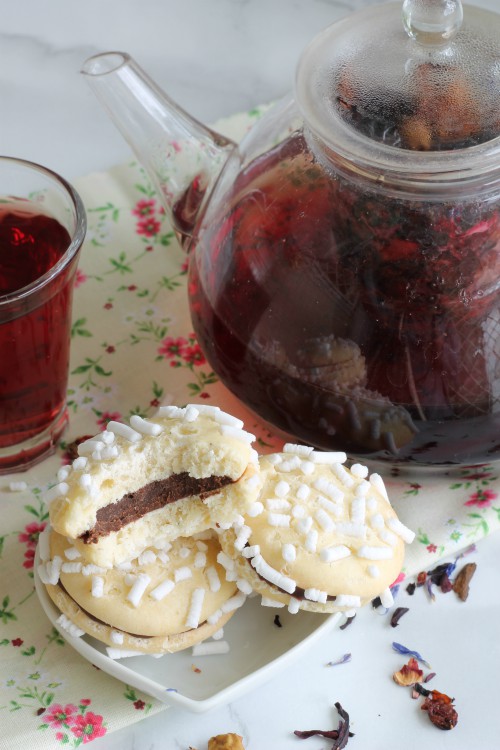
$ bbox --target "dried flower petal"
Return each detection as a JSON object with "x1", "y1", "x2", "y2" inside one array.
[
  {"x1": 392, "y1": 642, "x2": 432, "y2": 669},
  {"x1": 424, "y1": 672, "x2": 436, "y2": 683},
  {"x1": 326, "y1": 653, "x2": 352, "y2": 667},
  {"x1": 390, "y1": 607, "x2": 409, "y2": 627},
  {"x1": 273, "y1": 614, "x2": 282, "y2": 628},
  {"x1": 393, "y1": 657, "x2": 424, "y2": 686},
  {"x1": 416, "y1": 571, "x2": 427, "y2": 587},
  {"x1": 294, "y1": 702, "x2": 353, "y2": 748},
  {"x1": 191, "y1": 664, "x2": 201, "y2": 673},
  {"x1": 406, "y1": 582, "x2": 416, "y2": 596},
  {"x1": 453, "y1": 562, "x2": 477, "y2": 601}
]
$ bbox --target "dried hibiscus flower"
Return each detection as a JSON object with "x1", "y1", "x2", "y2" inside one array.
[
  {"x1": 393, "y1": 657, "x2": 423, "y2": 686},
  {"x1": 294, "y1": 702, "x2": 353, "y2": 749},
  {"x1": 390, "y1": 607, "x2": 409, "y2": 627},
  {"x1": 414, "y1": 684, "x2": 458, "y2": 730}
]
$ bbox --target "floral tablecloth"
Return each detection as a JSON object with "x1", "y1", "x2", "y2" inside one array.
[{"x1": 1, "y1": 108, "x2": 500, "y2": 748}]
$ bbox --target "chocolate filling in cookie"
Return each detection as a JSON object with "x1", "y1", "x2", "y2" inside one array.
[{"x1": 80, "y1": 472, "x2": 233, "y2": 543}]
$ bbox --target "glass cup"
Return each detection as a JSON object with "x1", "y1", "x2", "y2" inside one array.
[{"x1": 0, "y1": 156, "x2": 86, "y2": 474}]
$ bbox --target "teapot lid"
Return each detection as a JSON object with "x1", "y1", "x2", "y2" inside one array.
[{"x1": 296, "y1": 0, "x2": 500, "y2": 168}]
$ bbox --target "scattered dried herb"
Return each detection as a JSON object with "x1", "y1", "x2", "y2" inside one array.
[
  {"x1": 425, "y1": 577, "x2": 436, "y2": 602},
  {"x1": 393, "y1": 657, "x2": 423, "y2": 686},
  {"x1": 339, "y1": 614, "x2": 356, "y2": 630},
  {"x1": 273, "y1": 614, "x2": 282, "y2": 628},
  {"x1": 390, "y1": 607, "x2": 409, "y2": 627},
  {"x1": 191, "y1": 664, "x2": 201, "y2": 674},
  {"x1": 326, "y1": 653, "x2": 352, "y2": 667},
  {"x1": 406, "y1": 582, "x2": 416, "y2": 596},
  {"x1": 392, "y1": 642, "x2": 431, "y2": 669},
  {"x1": 453, "y1": 562, "x2": 477, "y2": 601},
  {"x1": 371, "y1": 596, "x2": 382, "y2": 609},
  {"x1": 427, "y1": 562, "x2": 455, "y2": 586},
  {"x1": 414, "y1": 685, "x2": 458, "y2": 730},
  {"x1": 439, "y1": 575, "x2": 453, "y2": 593},
  {"x1": 424, "y1": 672, "x2": 436, "y2": 683},
  {"x1": 416, "y1": 571, "x2": 427, "y2": 587},
  {"x1": 294, "y1": 702, "x2": 353, "y2": 749}
]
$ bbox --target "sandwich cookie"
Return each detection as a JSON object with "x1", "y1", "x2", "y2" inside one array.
[
  {"x1": 218, "y1": 445, "x2": 415, "y2": 614},
  {"x1": 48, "y1": 405, "x2": 261, "y2": 568},
  {"x1": 39, "y1": 529, "x2": 246, "y2": 655}
]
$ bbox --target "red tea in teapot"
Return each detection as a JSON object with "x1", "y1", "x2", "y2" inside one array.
[{"x1": 188, "y1": 131, "x2": 500, "y2": 467}]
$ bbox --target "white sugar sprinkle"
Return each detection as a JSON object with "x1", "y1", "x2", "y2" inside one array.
[
  {"x1": 149, "y1": 578, "x2": 175, "y2": 601},
  {"x1": 110, "y1": 630, "x2": 124, "y2": 645},
  {"x1": 313, "y1": 477, "x2": 344, "y2": 502},
  {"x1": 192, "y1": 640, "x2": 230, "y2": 656},
  {"x1": 129, "y1": 414, "x2": 163, "y2": 436},
  {"x1": 57, "y1": 468, "x2": 70, "y2": 482},
  {"x1": 266, "y1": 453, "x2": 282, "y2": 465},
  {"x1": 280, "y1": 456, "x2": 301, "y2": 472},
  {"x1": 156, "y1": 552, "x2": 170, "y2": 565},
  {"x1": 212, "y1": 628, "x2": 225, "y2": 640},
  {"x1": 194, "y1": 551, "x2": 207, "y2": 568},
  {"x1": 336, "y1": 522, "x2": 366, "y2": 539},
  {"x1": 82, "y1": 564, "x2": 107, "y2": 576},
  {"x1": 311, "y1": 451, "x2": 347, "y2": 465},
  {"x1": 350, "y1": 463, "x2": 369, "y2": 479},
  {"x1": 386, "y1": 517, "x2": 416, "y2": 544},
  {"x1": 245, "y1": 474, "x2": 261, "y2": 491},
  {"x1": 107, "y1": 421, "x2": 142, "y2": 443},
  {"x1": 241, "y1": 544, "x2": 260, "y2": 559},
  {"x1": 274, "y1": 480, "x2": 290, "y2": 497},
  {"x1": 288, "y1": 598, "x2": 300, "y2": 614},
  {"x1": 266, "y1": 498, "x2": 291, "y2": 511},
  {"x1": 314, "y1": 509, "x2": 335, "y2": 532},
  {"x1": 179, "y1": 546, "x2": 191, "y2": 559},
  {"x1": 319, "y1": 545, "x2": 351, "y2": 563},
  {"x1": 106, "y1": 648, "x2": 144, "y2": 659},
  {"x1": 355, "y1": 481, "x2": 370, "y2": 497},
  {"x1": 55, "y1": 614, "x2": 84, "y2": 638},
  {"x1": 206, "y1": 566, "x2": 221, "y2": 592},
  {"x1": 79, "y1": 473, "x2": 93, "y2": 490},
  {"x1": 369, "y1": 473, "x2": 389, "y2": 502},
  {"x1": 379, "y1": 529, "x2": 398, "y2": 547},
  {"x1": 127, "y1": 573, "x2": 151, "y2": 607},
  {"x1": 217, "y1": 551, "x2": 235, "y2": 571},
  {"x1": 234, "y1": 525, "x2": 252, "y2": 551},
  {"x1": 297, "y1": 516, "x2": 313, "y2": 534},
  {"x1": 38, "y1": 531, "x2": 51, "y2": 562},
  {"x1": 267, "y1": 512, "x2": 291, "y2": 527},
  {"x1": 8, "y1": 481, "x2": 27, "y2": 492},
  {"x1": 64, "y1": 547, "x2": 81, "y2": 561},
  {"x1": 305, "y1": 529, "x2": 318, "y2": 552},
  {"x1": 138, "y1": 549, "x2": 157, "y2": 565},
  {"x1": 116, "y1": 561, "x2": 133, "y2": 571},
  {"x1": 304, "y1": 588, "x2": 327, "y2": 603},
  {"x1": 101, "y1": 430, "x2": 115, "y2": 445},
  {"x1": 185, "y1": 588, "x2": 205, "y2": 629},
  {"x1": 318, "y1": 495, "x2": 341, "y2": 515},
  {"x1": 261, "y1": 597, "x2": 285, "y2": 608},
  {"x1": 296, "y1": 484, "x2": 310, "y2": 501},
  {"x1": 207, "y1": 609, "x2": 223, "y2": 625},
  {"x1": 330, "y1": 463, "x2": 355, "y2": 488},
  {"x1": 72, "y1": 456, "x2": 88, "y2": 471},
  {"x1": 336, "y1": 594, "x2": 361, "y2": 608},
  {"x1": 40, "y1": 556, "x2": 62, "y2": 585},
  {"x1": 213, "y1": 410, "x2": 243, "y2": 428},
  {"x1": 357, "y1": 545, "x2": 393, "y2": 560},
  {"x1": 175, "y1": 566, "x2": 193, "y2": 582},
  {"x1": 156, "y1": 405, "x2": 186, "y2": 418},
  {"x1": 366, "y1": 496, "x2": 378, "y2": 511},
  {"x1": 350, "y1": 496, "x2": 366, "y2": 525},
  {"x1": 221, "y1": 591, "x2": 247, "y2": 612},
  {"x1": 77, "y1": 439, "x2": 104, "y2": 456},
  {"x1": 370, "y1": 513, "x2": 384, "y2": 530},
  {"x1": 283, "y1": 443, "x2": 314, "y2": 457},
  {"x1": 367, "y1": 564, "x2": 380, "y2": 578},
  {"x1": 220, "y1": 425, "x2": 255, "y2": 443},
  {"x1": 236, "y1": 578, "x2": 253, "y2": 595},
  {"x1": 380, "y1": 587, "x2": 394, "y2": 608},
  {"x1": 251, "y1": 555, "x2": 296, "y2": 594},
  {"x1": 186, "y1": 403, "x2": 220, "y2": 416},
  {"x1": 61, "y1": 562, "x2": 82, "y2": 574},
  {"x1": 247, "y1": 501, "x2": 264, "y2": 517},
  {"x1": 182, "y1": 405, "x2": 199, "y2": 422},
  {"x1": 91, "y1": 576, "x2": 104, "y2": 598},
  {"x1": 292, "y1": 504, "x2": 306, "y2": 518},
  {"x1": 299, "y1": 460, "x2": 314, "y2": 475},
  {"x1": 124, "y1": 573, "x2": 137, "y2": 586},
  {"x1": 282, "y1": 543, "x2": 296, "y2": 563}
]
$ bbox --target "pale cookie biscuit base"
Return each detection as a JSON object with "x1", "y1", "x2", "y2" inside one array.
[
  {"x1": 218, "y1": 448, "x2": 414, "y2": 614},
  {"x1": 47, "y1": 405, "x2": 260, "y2": 566},
  {"x1": 68, "y1": 464, "x2": 259, "y2": 568},
  {"x1": 46, "y1": 581, "x2": 235, "y2": 655},
  {"x1": 40, "y1": 531, "x2": 242, "y2": 652}
]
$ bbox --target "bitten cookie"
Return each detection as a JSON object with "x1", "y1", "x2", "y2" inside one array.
[
  {"x1": 39, "y1": 529, "x2": 246, "y2": 655},
  {"x1": 218, "y1": 445, "x2": 415, "y2": 614},
  {"x1": 48, "y1": 405, "x2": 261, "y2": 567}
]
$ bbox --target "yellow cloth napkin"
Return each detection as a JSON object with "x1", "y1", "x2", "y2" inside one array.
[{"x1": 1, "y1": 107, "x2": 499, "y2": 747}]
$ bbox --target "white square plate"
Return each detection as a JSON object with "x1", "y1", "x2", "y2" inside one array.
[{"x1": 34, "y1": 548, "x2": 340, "y2": 712}]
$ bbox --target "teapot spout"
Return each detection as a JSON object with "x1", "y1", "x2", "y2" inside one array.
[{"x1": 82, "y1": 52, "x2": 236, "y2": 246}]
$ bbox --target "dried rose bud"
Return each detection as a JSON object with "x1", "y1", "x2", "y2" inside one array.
[
  {"x1": 393, "y1": 657, "x2": 424, "y2": 686},
  {"x1": 453, "y1": 562, "x2": 477, "y2": 601},
  {"x1": 208, "y1": 734, "x2": 245, "y2": 750},
  {"x1": 416, "y1": 571, "x2": 427, "y2": 587}
]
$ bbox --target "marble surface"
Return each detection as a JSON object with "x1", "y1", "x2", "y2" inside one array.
[{"x1": 2, "y1": 0, "x2": 500, "y2": 748}]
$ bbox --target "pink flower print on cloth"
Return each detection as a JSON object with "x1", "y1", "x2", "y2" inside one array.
[{"x1": 465, "y1": 488, "x2": 498, "y2": 508}]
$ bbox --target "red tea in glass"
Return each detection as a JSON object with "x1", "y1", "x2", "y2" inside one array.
[{"x1": 0, "y1": 158, "x2": 86, "y2": 473}]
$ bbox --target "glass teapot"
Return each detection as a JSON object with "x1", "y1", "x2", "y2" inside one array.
[{"x1": 82, "y1": 0, "x2": 500, "y2": 470}]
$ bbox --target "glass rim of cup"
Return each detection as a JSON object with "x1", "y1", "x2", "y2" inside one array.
[{"x1": 0, "y1": 155, "x2": 87, "y2": 308}]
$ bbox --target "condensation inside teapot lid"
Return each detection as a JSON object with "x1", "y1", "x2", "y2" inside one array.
[{"x1": 296, "y1": 0, "x2": 500, "y2": 154}]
